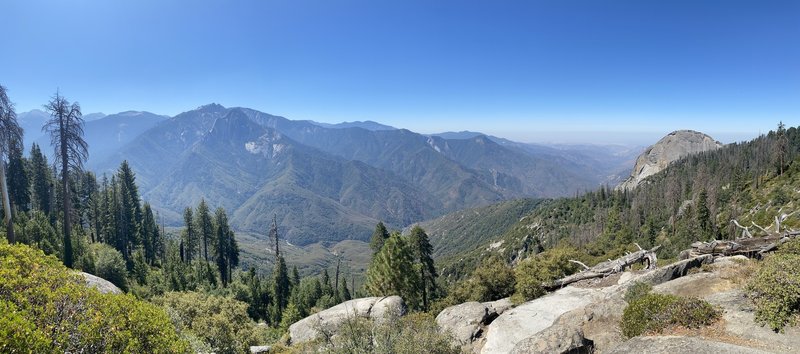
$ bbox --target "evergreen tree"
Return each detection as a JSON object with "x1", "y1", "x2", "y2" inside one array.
[
  {"x1": 29, "y1": 144, "x2": 52, "y2": 216},
  {"x1": 44, "y1": 91, "x2": 88, "y2": 268},
  {"x1": 214, "y1": 207, "x2": 233, "y2": 287},
  {"x1": 369, "y1": 221, "x2": 390, "y2": 255},
  {"x1": 339, "y1": 277, "x2": 351, "y2": 302},
  {"x1": 182, "y1": 207, "x2": 196, "y2": 262},
  {"x1": 271, "y1": 256, "x2": 290, "y2": 322},
  {"x1": 696, "y1": 189, "x2": 712, "y2": 240},
  {"x1": 116, "y1": 161, "x2": 141, "y2": 262},
  {"x1": 270, "y1": 216, "x2": 290, "y2": 322},
  {"x1": 141, "y1": 202, "x2": 163, "y2": 265},
  {"x1": 366, "y1": 233, "x2": 421, "y2": 309},
  {"x1": 409, "y1": 226, "x2": 438, "y2": 311},
  {"x1": 291, "y1": 265, "x2": 300, "y2": 288},
  {"x1": 195, "y1": 199, "x2": 213, "y2": 262},
  {"x1": 321, "y1": 268, "x2": 333, "y2": 297},
  {"x1": 7, "y1": 142, "x2": 29, "y2": 213},
  {"x1": 773, "y1": 121, "x2": 789, "y2": 175},
  {"x1": 279, "y1": 302, "x2": 302, "y2": 330}
]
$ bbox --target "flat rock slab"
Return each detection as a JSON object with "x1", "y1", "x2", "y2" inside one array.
[
  {"x1": 481, "y1": 287, "x2": 602, "y2": 354},
  {"x1": 607, "y1": 336, "x2": 772, "y2": 354}
]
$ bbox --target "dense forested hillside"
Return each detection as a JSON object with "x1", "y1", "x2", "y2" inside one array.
[{"x1": 437, "y1": 123, "x2": 796, "y2": 281}]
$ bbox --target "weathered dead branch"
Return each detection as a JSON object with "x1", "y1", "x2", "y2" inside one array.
[{"x1": 544, "y1": 245, "x2": 660, "y2": 290}]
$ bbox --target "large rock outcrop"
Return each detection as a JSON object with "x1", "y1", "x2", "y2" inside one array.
[
  {"x1": 288, "y1": 296, "x2": 405, "y2": 345},
  {"x1": 438, "y1": 254, "x2": 795, "y2": 353},
  {"x1": 435, "y1": 298, "x2": 512, "y2": 351},
  {"x1": 79, "y1": 272, "x2": 122, "y2": 294},
  {"x1": 617, "y1": 130, "x2": 722, "y2": 190}
]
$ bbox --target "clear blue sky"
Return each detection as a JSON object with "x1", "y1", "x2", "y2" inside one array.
[{"x1": 3, "y1": 0, "x2": 798, "y2": 144}]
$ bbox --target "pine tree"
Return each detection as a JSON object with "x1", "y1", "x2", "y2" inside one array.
[
  {"x1": 270, "y1": 216, "x2": 290, "y2": 322},
  {"x1": 29, "y1": 144, "x2": 52, "y2": 216},
  {"x1": 272, "y1": 256, "x2": 290, "y2": 322},
  {"x1": 195, "y1": 199, "x2": 213, "y2": 262},
  {"x1": 369, "y1": 221, "x2": 390, "y2": 255},
  {"x1": 321, "y1": 268, "x2": 333, "y2": 297},
  {"x1": 116, "y1": 161, "x2": 141, "y2": 262},
  {"x1": 6, "y1": 142, "x2": 29, "y2": 213},
  {"x1": 214, "y1": 207, "x2": 233, "y2": 287},
  {"x1": 696, "y1": 189, "x2": 712, "y2": 240},
  {"x1": 141, "y1": 202, "x2": 162, "y2": 265},
  {"x1": 339, "y1": 277, "x2": 351, "y2": 302},
  {"x1": 182, "y1": 207, "x2": 195, "y2": 262},
  {"x1": 409, "y1": 225, "x2": 438, "y2": 311},
  {"x1": 365, "y1": 233, "x2": 421, "y2": 309},
  {"x1": 291, "y1": 265, "x2": 300, "y2": 288}
]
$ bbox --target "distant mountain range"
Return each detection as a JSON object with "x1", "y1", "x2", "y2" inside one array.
[{"x1": 17, "y1": 104, "x2": 640, "y2": 247}]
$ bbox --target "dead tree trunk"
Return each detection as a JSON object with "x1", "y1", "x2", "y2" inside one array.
[{"x1": 545, "y1": 244, "x2": 660, "y2": 290}]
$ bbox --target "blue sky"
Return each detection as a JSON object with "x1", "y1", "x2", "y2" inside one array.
[{"x1": 3, "y1": 0, "x2": 798, "y2": 144}]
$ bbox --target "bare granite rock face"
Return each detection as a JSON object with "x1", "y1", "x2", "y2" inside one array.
[
  {"x1": 607, "y1": 336, "x2": 772, "y2": 354},
  {"x1": 435, "y1": 298, "x2": 513, "y2": 351},
  {"x1": 617, "y1": 130, "x2": 722, "y2": 190},
  {"x1": 79, "y1": 272, "x2": 122, "y2": 294},
  {"x1": 481, "y1": 287, "x2": 604, "y2": 354},
  {"x1": 288, "y1": 296, "x2": 405, "y2": 345}
]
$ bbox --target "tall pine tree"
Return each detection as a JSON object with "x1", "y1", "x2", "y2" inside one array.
[
  {"x1": 366, "y1": 233, "x2": 421, "y2": 309},
  {"x1": 195, "y1": 199, "x2": 213, "y2": 262},
  {"x1": 409, "y1": 226, "x2": 438, "y2": 311},
  {"x1": 369, "y1": 221, "x2": 390, "y2": 255}
]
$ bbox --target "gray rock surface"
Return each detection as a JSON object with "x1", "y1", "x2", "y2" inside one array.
[
  {"x1": 481, "y1": 287, "x2": 604, "y2": 353},
  {"x1": 436, "y1": 298, "x2": 514, "y2": 350},
  {"x1": 288, "y1": 296, "x2": 405, "y2": 345},
  {"x1": 249, "y1": 345, "x2": 271, "y2": 353},
  {"x1": 79, "y1": 272, "x2": 122, "y2": 294},
  {"x1": 618, "y1": 130, "x2": 722, "y2": 190},
  {"x1": 607, "y1": 336, "x2": 772, "y2": 354}
]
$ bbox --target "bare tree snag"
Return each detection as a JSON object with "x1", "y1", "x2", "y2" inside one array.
[{"x1": 545, "y1": 245, "x2": 660, "y2": 290}]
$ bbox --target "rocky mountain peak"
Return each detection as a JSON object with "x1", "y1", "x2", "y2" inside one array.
[{"x1": 617, "y1": 130, "x2": 722, "y2": 190}]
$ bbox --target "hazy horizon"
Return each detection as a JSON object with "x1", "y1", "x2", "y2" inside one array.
[{"x1": 4, "y1": 1, "x2": 798, "y2": 146}]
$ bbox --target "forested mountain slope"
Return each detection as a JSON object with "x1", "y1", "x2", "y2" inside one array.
[
  {"x1": 437, "y1": 124, "x2": 796, "y2": 280},
  {"x1": 98, "y1": 104, "x2": 626, "y2": 246}
]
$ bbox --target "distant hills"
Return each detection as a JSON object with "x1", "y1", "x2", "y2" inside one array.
[{"x1": 18, "y1": 104, "x2": 640, "y2": 248}]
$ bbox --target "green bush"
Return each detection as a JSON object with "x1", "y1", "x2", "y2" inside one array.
[
  {"x1": 624, "y1": 282, "x2": 653, "y2": 303},
  {"x1": 512, "y1": 247, "x2": 581, "y2": 303},
  {"x1": 91, "y1": 243, "x2": 129, "y2": 292},
  {"x1": 313, "y1": 312, "x2": 459, "y2": 354},
  {"x1": 777, "y1": 238, "x2": 800, "y2": 256},
  {"x1": 154, "y1": 291, "x2": 266, "y2": 354},
  {"x1": 446, "y1": 255, "x2": 516, "y2": 305},
  {"x1": 0, "y1": 241, "x2": 190, "y2": 353},
  {"x1": 620, "y1": 293, "x2": 720, "y2": 338},
  {"x1": 746, "y1": 253, "x2": 800, "y2": 332}
]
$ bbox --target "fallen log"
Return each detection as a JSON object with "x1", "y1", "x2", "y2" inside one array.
[
  {"x1": 544, "y1": 245, "x2": 660, "y2": 290},
  {"x1": 688, "y1": 231, "x2": 800, "y2": 258}
]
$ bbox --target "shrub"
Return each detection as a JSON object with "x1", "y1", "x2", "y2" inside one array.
[
  {"x1": 446, "y1": 255, "x2": 516, "y2": 305},
  {"x1": 0, "y1": 241, "x2": 190, "y2": 353},
  {"x1": 623, "y1": 282, "x2": 653, "y2": 303},
  {"x1": 91, "y1": 243, "x2": 129, "y2": 292},
  {"x1": 313, "y1": 312, "x2": 459, "y2": 354},
  {"x1": 777, "y1": 238, "x2": 800, "y2": 256},
  {"x1": 620, "y1": 293, "x2": 720, "y2": 338},
  {"x1": 512, "y1": 247, "x2": 581, "y2": 303},
  {"x1": 154, "y1": 291, "x2": 265, "y2": 354},
  {"x1": 746, "y1": 253, "x2": 800, "y2": 332}
]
